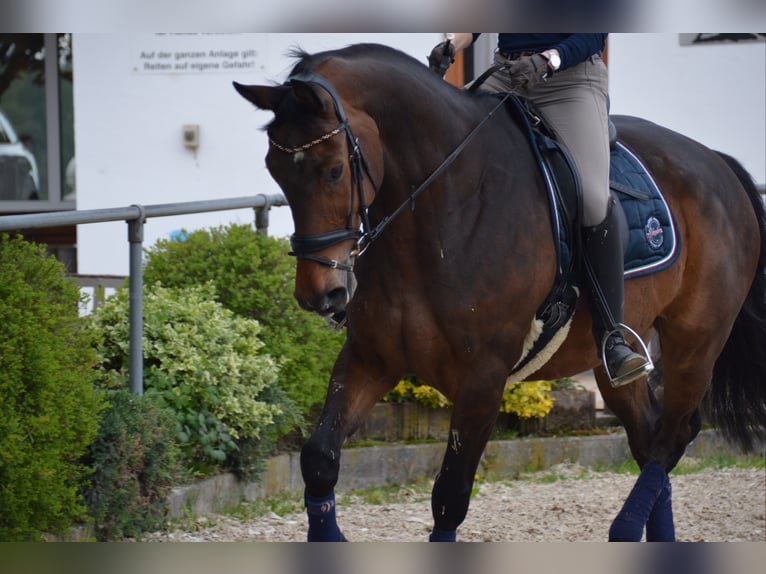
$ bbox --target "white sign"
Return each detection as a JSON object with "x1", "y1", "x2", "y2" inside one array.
[{"x1": 131, "y1": 33, "x2": 267, "y2": 74}]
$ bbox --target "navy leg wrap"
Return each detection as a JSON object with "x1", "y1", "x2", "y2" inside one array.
[
  {"x1": 646, "y1": 480, "x2": 675, "y2": 541},
  {"x1": 305, "y1": 490, "x2": 344, "y2": 542},
  {"x1": 429, "y1": 528, "x2": 457, "y2": 542},
  {"x1": 609, "y1": 463, "x2": 668, "y2": 542}
]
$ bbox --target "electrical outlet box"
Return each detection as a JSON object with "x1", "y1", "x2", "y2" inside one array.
[{"x1": 182, "y1": 124, "x2": 199, "y2": 150}]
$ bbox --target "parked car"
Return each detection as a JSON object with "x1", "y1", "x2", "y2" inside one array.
[{"x1": 0, "y1": 108, "x2": 39, "y2": 200}]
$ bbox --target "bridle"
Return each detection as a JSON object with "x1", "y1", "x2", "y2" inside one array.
[
  {"x1": 272, "y1": 72, "x2": 376, "y2": 273},
  {"x1": 270, "y1": 71, "x2": 511, "y2": 273}
]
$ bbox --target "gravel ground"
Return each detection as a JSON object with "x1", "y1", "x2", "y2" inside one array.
[{"x1": 145, "y1": 463, "x2": 765, "y2": 542}]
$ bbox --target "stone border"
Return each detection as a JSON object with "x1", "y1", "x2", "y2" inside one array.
[
  {"x1": 350, "y1": 389, "x2": 597, "y2": 443},
  {"x1": 167, "y1": 429, "x2": 738, "y2": 519}
]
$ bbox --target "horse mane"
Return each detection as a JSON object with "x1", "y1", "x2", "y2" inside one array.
[
  {"x1": 284, "y1": 43, "x2": 496, "y2": 126},
  {"x1": 288, "y1": 43, "x2": 426, "y2": 77}
]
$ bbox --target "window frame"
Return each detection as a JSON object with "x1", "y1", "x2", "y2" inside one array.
[{"x1": 1, "y1": 34, "x2": 75, "y2": 213}]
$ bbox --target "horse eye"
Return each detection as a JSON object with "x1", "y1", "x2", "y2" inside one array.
[{"x1": 326, "y1": 165, "x2": 344, "y2": 183}]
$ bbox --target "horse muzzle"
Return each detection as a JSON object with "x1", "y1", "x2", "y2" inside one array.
[
  {"x1": 295, "y1": 284, "x2": 350, "y2": 316},
  {"x1": 295, "y1": 272, "x2": 357, "y2": 318},
  {"x1": 293, "y1": 252, "x2": 358, "y2": 319}
]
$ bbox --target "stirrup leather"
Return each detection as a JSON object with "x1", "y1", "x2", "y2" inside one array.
[{"x1": 601, "y1": 323, "x2": 654, "y2": 387}]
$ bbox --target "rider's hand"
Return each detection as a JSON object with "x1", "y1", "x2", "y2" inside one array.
[
  {"x1": 509, "y1": 53, "x2": 550, "y2": 90},
  {"x1": 428, "y1": 40, "x2": 456, "y2": 77}
]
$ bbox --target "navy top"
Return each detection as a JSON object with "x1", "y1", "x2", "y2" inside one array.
[{"x1": 472, "y1": 33, "x2": 607, "y2": 72}]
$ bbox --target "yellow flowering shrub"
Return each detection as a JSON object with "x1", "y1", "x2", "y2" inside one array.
[
  {"x1": 501, "y1": 380, "x2": 554, "y2": 419},
  {"x1": 411, "y1": 383, "x2": 452, "y2": 409},
  {"x1": 385, "y1": 379, "x2": 451, "y2": 409},
  {"x1": 385, "y1": 378, "x2": 554, "y2": 419}
]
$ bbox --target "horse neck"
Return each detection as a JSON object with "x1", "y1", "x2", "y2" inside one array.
[
  {"x1": 358, "y1": 82, "x2": 502, "y2": 223},
  {"x1": 358, "y1": 94, "x2": 542, "y2": 281},
  {"x1": 319, "y1": 56, "x2": 548, "y2": 270}
]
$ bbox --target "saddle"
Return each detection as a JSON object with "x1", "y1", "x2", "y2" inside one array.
[{"x1": 500, "y1": 94, "x2": 681, "y2": 381}]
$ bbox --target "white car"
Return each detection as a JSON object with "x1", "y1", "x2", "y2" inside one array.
[{"x1": 0, "y1": 109, "x2": 40, "y2": 200}]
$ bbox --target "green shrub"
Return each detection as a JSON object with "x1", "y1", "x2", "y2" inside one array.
[
  {"x1": 82, "y1": 389, "x2": 181, "y2": 540},
  {"x1": 142, "y1": 224, "x2": 345, "y2": 434},
  {"x1": 0, "y1": 234, "x2": 104, "y2": 541},
  {"x1": 89, "y1": 283, "x2": 295, "y2": 475}
]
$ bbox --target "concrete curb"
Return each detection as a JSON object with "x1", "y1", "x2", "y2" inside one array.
[{"x1": 167, "y1": 429, "x2": 738, "y2": 519}]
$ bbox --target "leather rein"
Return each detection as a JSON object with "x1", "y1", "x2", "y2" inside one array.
[{"x1": 271, "y1": 71, "x2": 510, "y2": 273}]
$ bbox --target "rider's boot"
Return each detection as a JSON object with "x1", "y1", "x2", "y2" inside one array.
[{"x1": 582, "y1": 198, "x2": 652, "y2": 387}]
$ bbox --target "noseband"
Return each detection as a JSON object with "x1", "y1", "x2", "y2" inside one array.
[
  {"x1": 270, "y1": 71, "x2": 511, "y2": 273},
  {"x1": 270, "y1": 72, "x2": 378, "y2": 273}
]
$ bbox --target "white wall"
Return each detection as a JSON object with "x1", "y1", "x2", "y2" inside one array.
[
  {"x1": 472, "y1": 33, "x2": 765, "y2": 184},
  {"x1": 74, "y1": 33, "x2": 764, "y2": 276},
  {"x1": 608, "y1": 33, "x2": 765, "y2": 184},
  {"x1": 73, "y1": 33, "x2": 439, "y2": 275}
]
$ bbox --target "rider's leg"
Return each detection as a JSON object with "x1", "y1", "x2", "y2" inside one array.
[
  {"x1": 528, "y1": 54, "x2": 650, "y2": 386},
  {"x1": 582, "y1": 198, "x2": 651, "y2": 386}
]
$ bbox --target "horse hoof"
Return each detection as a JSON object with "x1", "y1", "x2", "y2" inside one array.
[{"x1": 429, "y1": 529, "x2": 457, "y2": 542}]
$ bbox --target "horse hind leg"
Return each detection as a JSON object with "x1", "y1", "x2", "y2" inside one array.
[
  {"x1": 608, "y1": 376, "x2": 706, "y2": 542},
  {"x1": 589, "y1": 367, "x2": 668, "y2": 541},
  {"x1": 595, "y1": 366, "x2": 661, "y2": 468},
  {"x1": 604, "y1": 336, "x2": 720, "y2": 541}
]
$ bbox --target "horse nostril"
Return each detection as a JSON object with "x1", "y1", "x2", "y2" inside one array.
[
  {"x1": 295, "y1": 288, "x2": 349, "y2": 316},
  {"x1": 323, "y1": 287, "x2": 349, "y2": 314}
]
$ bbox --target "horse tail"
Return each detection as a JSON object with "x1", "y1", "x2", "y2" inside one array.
[{"x1": 704, "y1": 151, "x2": 766, "y2": 452}]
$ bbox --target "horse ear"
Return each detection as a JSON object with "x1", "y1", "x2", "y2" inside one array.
[
  {"x1": 232, "y1": 81, "x2": 289, "y2": 112},
  {"x1": 289, "y1": 79, "x2": 328, "y2": 114}
]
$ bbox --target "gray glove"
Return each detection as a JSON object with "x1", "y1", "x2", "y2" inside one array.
[
  {"x1": 428, "y1": 40, "x2": 456, "y2": 77},
  {"x1": 509, "y1": 53, "x2": 551, "y2": 90}
]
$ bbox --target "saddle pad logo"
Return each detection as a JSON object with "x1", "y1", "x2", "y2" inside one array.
[{"x1": 645, "y1": 216, "x2": 664, "y2": 250}]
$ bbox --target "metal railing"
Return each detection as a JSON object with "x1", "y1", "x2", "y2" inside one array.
[{"x1": 0, "y1": 193, "x2": 288, "y2": 395}]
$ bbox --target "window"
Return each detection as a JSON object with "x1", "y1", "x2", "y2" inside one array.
[{"x1": 0, "y1": 34, "x2": 75, "y2": 211}]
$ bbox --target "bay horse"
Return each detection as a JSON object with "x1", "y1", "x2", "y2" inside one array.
[{"x1": 234, "y1": 43, "x2": 766, "y2": 542}]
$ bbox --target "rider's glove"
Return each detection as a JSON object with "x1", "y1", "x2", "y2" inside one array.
[
  {"x1": 428, "y1": 40, "x2": 456, "y2": 77},
  {"x1": 509, "y1": 53, "x2": 551, "y2": 90}
]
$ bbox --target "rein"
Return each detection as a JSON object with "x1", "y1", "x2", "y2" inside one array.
[
  {"x1": 360, "y1": 92, "x2": 511, "y2": 250},
  {"x1": 271, "y1": 71, "x2": 510, "y2": 270}
]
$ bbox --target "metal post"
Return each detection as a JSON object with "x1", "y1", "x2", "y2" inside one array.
[
  {"x1": 254, "y1": 194, "x2": 271, "y2": 235},
  {"x1": 127, "y1": 206, "x2": 145, "y2": 395}
]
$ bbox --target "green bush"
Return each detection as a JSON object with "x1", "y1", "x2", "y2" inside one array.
[
  {"x1": 142, "y1": 224, "x2": 345, "y2": 435},
  {"x1": 0, "y1": 234, "x2": 104, "y2": 541},
  {"x1": 81, "y1": 389, "x2": 181, "y2": 540},
  {"x1": 89, "y1": 282, "x2": 295, "y2": 475}
]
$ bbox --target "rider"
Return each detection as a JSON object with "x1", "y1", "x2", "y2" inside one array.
[{"x1": 429, "y1": 33, "x2": 651, "y2": 387}]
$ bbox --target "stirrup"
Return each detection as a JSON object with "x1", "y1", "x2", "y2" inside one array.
[{"x1": 601, "y1": 323, "x2": 654, "y2": 387}]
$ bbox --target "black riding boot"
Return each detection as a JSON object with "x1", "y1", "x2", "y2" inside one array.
[{"x1": 582, "y1": 199, "x2": 651, "y2": 387}]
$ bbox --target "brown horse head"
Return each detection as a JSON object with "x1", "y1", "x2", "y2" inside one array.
[{"x1": 233, "y1": 66, "x2": 382, "y2": 316}]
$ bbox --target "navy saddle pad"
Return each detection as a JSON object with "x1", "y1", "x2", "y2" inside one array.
[{"x1": 610, "y1": 140, "x2": 681, "y2": 278}]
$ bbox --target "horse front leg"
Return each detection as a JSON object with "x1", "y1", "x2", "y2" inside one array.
[
  {"x1": 300, "y1": 344, "x2": 395, "y2": 542},
  {"x1": 429, "y1": 378, "x2": 505, "y2": 542}
]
